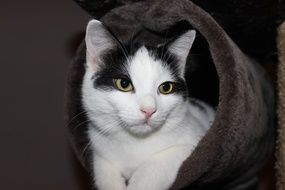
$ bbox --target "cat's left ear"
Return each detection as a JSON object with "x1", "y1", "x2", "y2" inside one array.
[
  {"x1": 85, "y1": 19, "x2": 116, "y2": 71},
  {"x1": 168, "y1": 30, "x2": 196, "y2": 75}
]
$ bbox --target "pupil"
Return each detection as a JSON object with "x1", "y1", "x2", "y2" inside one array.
[
  {"x1": 163, "y1": 83, "x2": 170, "y2": 91},
  {"x1": 121, "y1": 79, "x2": 129, "y2": 88}
]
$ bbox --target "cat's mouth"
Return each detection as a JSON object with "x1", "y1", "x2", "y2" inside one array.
[{"x1": 118, "y1": 116, "x2": 165, "y2": 136}]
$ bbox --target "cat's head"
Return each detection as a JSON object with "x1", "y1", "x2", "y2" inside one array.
[{"x1": 82, "y1": 20, "x2": 195, "y2": 136}]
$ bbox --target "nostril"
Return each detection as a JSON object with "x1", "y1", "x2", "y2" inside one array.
[{"x1": 140, "y1": 107, "x2": 156, "y2": 118}]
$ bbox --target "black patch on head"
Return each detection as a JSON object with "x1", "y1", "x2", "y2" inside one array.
[
  {"x1": 93, "y1": 45, "x2": 133, "y2": 91},
  {"x1": 92, "y1": 41, "x2": 188, "y2": 98},
  {"x1": 144, "y1": 45, "x2": 188, "y2": 97}
]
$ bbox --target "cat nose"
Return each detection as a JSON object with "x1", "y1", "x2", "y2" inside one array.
[{"x1": 140, "y1": 107, "x2": 156, "y2": 119}]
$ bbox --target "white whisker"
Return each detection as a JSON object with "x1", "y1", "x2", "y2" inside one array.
[
  {"x1": 71, "y1": 119, "x2": 92, "y2": 131},
  {"x1": 66, "y1": 110, "x2": 88, "y2": 126}
]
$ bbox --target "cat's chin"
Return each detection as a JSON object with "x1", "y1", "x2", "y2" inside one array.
[{"x1": 124, "y1": 122, "x2": 162, "y2": 136}]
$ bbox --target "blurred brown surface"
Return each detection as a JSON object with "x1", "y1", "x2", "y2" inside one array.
[
  {"x1": 257, "y1": 63, "x2": 277, "y2": 190},
  {"x1": 258, "y1": 155, "x2": 276, "y2": 190},
  {"x1": 0, "y1": 1, "x2": 90, "y2": 189}
]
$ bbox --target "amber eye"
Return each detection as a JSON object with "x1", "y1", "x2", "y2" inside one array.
[
  {"x1": 159, "y1": 82, "x2": 174, "y2": 94},
  {"x1": 114, "y1": 78, "x2": 133, "y2": 92}
]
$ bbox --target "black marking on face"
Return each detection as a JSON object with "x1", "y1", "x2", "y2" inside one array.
[
  {"x1": 144, "y1": 45, "x2": 188, "y2": 97},
  {"x1": 93, "y1": 45, "x2": 132, "y2": 91},
  {"x1": 145, "y1": 45, "x2": 182, "y2": 79}
]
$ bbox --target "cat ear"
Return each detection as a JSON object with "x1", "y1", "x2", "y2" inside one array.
[
  {"x1": 168, "y1": 30, "x2": 196, "y2": 75},
  {"x1": 85, "y1": 19, "x2": 116, "y2": 71}
]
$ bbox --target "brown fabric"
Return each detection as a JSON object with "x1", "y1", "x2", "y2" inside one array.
[
  {"x1": 276, "y1": 22, "x2": 285, "y2": 190},
  {"x1": 65, "y1": 0, "x2": 276, "y2": 189}
]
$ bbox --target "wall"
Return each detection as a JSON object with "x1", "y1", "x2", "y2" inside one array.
[{"x1": 0, "y1": 1, "x2": 91, "y2": 189}]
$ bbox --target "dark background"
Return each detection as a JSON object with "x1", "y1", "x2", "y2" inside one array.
[{"x1": 0, "y1": 1, "x2": 91, "y2": 189}]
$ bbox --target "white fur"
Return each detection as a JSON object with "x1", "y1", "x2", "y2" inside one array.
[
  {"x1": 168, "y1": 30, "x2": 196, "y2": 76},
  {"x1": 81, "y1": 20, "x2": 215, "y2": 190}
]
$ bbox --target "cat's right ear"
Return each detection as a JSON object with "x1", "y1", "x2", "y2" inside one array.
[{"x1": 85, "y1": 20, "x2": 115, "y2": 71}]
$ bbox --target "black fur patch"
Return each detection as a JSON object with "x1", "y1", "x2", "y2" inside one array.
[
  {"x1": 145, "y1": 45, "x2": 188, "y2": 97},
  {"x1": 93, "y1": 45, "x2": 131, "y2": 91}
]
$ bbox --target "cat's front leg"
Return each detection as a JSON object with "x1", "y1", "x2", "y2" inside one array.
[
  {"x1": 127, "y1": 146, "x2": 191, "y2": 190},
  {"x1": 93, "y1": 155, "x2": 127, "y2": 190}
]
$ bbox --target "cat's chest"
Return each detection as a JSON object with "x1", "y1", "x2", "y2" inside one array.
[{"x1": 91, "y1": 131, "x2": 180, "y2": 178}]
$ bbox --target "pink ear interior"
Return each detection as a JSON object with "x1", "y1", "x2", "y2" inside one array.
[
  {"x1": 85, "y1": 19, "x2": 115, "y2": 71},
  {"x1": 168, "y1": 30, "x2": 196, "y2": 75}
]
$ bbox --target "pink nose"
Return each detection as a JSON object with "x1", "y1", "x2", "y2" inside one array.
[{"x1": 140, "y1": 107, "x2": 156, "y2": 119}]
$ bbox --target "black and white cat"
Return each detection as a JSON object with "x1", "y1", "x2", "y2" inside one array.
[{"x1": 81, "y1": 19, "x2": 215, "y2": 190}]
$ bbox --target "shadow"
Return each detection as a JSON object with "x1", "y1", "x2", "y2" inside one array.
[{"x1": 69, "y1": 147, "x2": 94, "y2": 190}]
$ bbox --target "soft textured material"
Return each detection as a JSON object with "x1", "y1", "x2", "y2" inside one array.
[
  {"x1": 277, "y1": 22, "x2": 285, "y2": 190},
  {"x1": 65, "y1": 0, "x2": 276, "y2": 189},
  {"x1": 75, "y1": 0, "x2": 279, "y2": 64}
]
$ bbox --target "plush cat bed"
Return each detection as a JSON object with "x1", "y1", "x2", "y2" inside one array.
[
  {"x1": 65, "y1": 0, "x2": 276, "y2": 189},
  {"x1": 277, "y1": 22, "x2": 285, "y2": 190}
]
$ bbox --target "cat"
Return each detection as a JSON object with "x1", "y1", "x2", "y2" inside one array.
[{"x1": 81, "y1": 19, "x2": 215, "y2": 190}]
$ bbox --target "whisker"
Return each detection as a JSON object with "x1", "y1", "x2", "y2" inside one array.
[
  {"x1": 161, "y1": 29, "x2": 169, "y2": 61},
  {"x1": 116, "y1": 41, "x2": 131, "y2": 66},
  {"x1": 92, "y1": 124, "x2": 115, "y2": 138},
  {"x1": 80, "y1": 140, "x2": 92, "y2": 161},
  {"x1": 71, "y1": 119, "x2": 92, "y2": 131},
  {"x1": 88, "y1": 123, "x2": 120, "y2": 146},
  {"x1": 66, "y1": 110, "x2": 88, "y2": 127}
]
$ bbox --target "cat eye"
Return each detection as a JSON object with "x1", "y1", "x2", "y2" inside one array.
[
  {"x1": 159, "y1": 82, "x2": 174, "y2": 94},
  {"x1": 114, "y1": 78, "x2": 134, "y2": 92}
]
